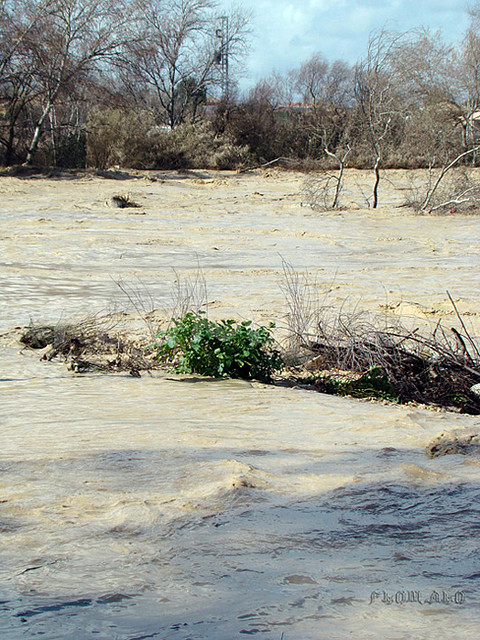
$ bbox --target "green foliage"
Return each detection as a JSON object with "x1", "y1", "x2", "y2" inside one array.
[
  {"x1": 449, "y1": 393, "x2": 469, "y2": 408},
  {"x1": 153, "y1": 312, "x2": 284, "y2": 382},
  {"x1": 314, "y1": 366, "x2": 399, "y2": 402}
]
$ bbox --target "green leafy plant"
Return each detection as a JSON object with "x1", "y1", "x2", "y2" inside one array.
[{"x1": 153, "y1": 312, "x2": 284, "y2": 382}]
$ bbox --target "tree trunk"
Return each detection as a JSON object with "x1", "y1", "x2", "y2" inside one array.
[
  {"x1": 25, "y1": 102, "x2": 52, "y2": 165},
  {"x1": 49, "y1": 109, "x2": 57, "y2": 166},
  {"x1": 324, "y1": 144, "x2": 350, "y2": 209},
  {"x1": 372, "y1": 156, "x2": 380, "y2": 209}
]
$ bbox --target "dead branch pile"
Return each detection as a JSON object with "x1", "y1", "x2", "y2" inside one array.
[
  {"x1": 20, "y1": 314, "x2": 155, "y2": 376},
  {"x1": 106, "y1": 193, "x2": 141, "y2": 208},
  {"x1": 307, "y1": 317, "x2": 480, "y2": 413},
  {"x1": 282, "y1": 263, "x2": 480, "y2": 413},
  {"x1": 19, "y1": 273, "x2": 209, "y2": 377}
]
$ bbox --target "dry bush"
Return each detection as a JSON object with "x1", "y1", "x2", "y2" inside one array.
[
  {"x1": 404, "y1": 168, "x2": 480, "y2": 214},
  {"x1": 302, "y1": 171, "x2": 346, "y2": 210},
  {"x1": 165, "y1": 122, "x2": 251, "y2": 170},
  {"x1": 402, "y1": 171, "x2": 430, "y2": 210},
  {"x1": 422, "y1": 169, "x2": 480, "y2": 214},
  {"x1": 86, "y1": 109, "x2": 251, "y2": 170},
  {"x1": 113, "y1": 278, "x2": 159, "y2": 339},
  {"x1": 280, "y1": 260, "x2": 332, "y2": 355},
  {"x1": 86, "y1": 108, "x2": 127, "y2": 169},
  {"x1": 282, "y1": 263, "x2": 480, "y2": 413},
  {"x1": 87, "y1": 109, "x2": 166, "y2": 170},
  {"x1": 283, "y1": 157, "x2": 323, "y2": 172},
  {"x1": 170, "y1": 267, "x2": 208, "y2": 319}
]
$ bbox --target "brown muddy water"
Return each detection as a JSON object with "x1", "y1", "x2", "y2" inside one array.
[{"x1": 1, "y1": 169, "x2": 480, "y2": 639}]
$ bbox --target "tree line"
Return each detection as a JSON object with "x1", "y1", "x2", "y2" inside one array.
[{"x1": 2, "y1": 0, "x2": 480, "y2": 176}]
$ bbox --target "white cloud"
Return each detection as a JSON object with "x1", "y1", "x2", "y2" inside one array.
[{"x1": 223, "y1": 0, "x2": 469, "y2": 90}]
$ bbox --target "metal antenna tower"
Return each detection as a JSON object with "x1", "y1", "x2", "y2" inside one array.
[{"x1": 215, "y1": 16, "x2": 229, "y2": 99}]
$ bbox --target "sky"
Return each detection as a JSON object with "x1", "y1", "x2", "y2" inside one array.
[{"x1": 221, "y1": 0, "x2": 472, "y2": 92}]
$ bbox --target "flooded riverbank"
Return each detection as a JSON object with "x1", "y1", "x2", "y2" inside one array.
[{"x1": 1, "y1": 169, "x2": 479, "y2": 638}]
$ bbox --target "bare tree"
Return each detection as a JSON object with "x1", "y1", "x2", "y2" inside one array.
[
  {"x1": 126, "y1": 0, "x2": 250, "y2": 128},
  {"x1": 392, "y1": 24, "x2": 480, "y2": 210},
  {"x1": 22, "y1": 0, "x2": 132, "y2": 165},
  {"x1": 294, "y1": 54, "x2": 352, "y2": 115},
  {"x1": 294, "y1": 53, "x2": 328, "y2": 111},
  {"x1": 248, "y1": 70, "x2": 295, "y2": 110},
  {"x1": 0, "y1": 0, "x2": 52, "y2": 83},
  {"x1": 354, "y1": 30, "x2": 410, "y2": 208},
  {"x1": 293, "y1": 54, "x2": 353, "y2": 206},
  {"x1": 0, "y1": 0, "x2": 55, "y2": 163},
  {"x1": 392, "y1": 29, "x2": 474, "y2": 154}
]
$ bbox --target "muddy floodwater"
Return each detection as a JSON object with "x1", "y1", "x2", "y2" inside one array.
[{"x1": 1, "y1": 169, "x2": 480, "y2": 639}]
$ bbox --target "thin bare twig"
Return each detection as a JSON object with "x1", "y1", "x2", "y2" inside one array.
[{"x1": 447, "y1": 290, "x2": 480, "y2": 360}]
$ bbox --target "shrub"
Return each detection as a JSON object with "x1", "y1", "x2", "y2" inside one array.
[
  {"x1": 56, "y1": 132, "x2": 87, "y2": 168},
  {"x1": 86, "y1": 108, "x2": 126, "y2": 169},
  {"x1": 86, "y1": 109, "x2": 251, "y2": 170},
  {"x1": 165, "y1": 122, "x2": 251, "y2": 169},
  {"x1": 86, "y1": 108, "x2": 160, "y2": 169},
  {"x1": 153, "y1": 311, "x2": 284, "y2": 382}
]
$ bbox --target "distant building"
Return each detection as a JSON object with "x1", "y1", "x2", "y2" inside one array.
[{"x1": 276, "y1": 102, "x2": 313, "y2": 114}]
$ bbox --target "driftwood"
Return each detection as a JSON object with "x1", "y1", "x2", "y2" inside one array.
[{"x1": 239, "y1": 157, "x2": 290, "y2": 174}]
